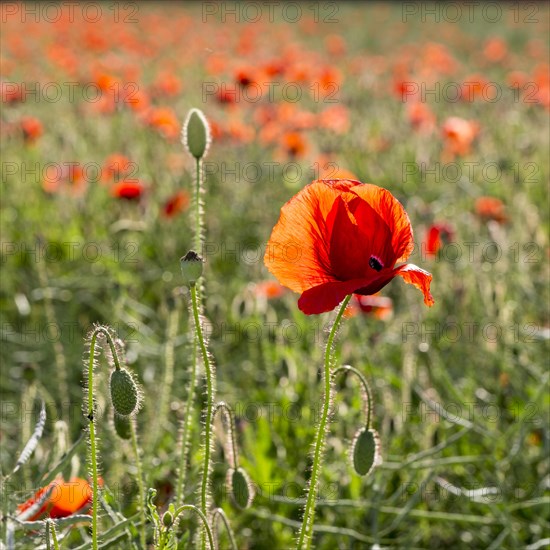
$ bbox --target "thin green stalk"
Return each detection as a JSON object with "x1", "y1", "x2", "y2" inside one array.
[
  {"x1": 296, "y1": 295, "x2": 351, "y2": 550},
  {"x1": 130, "y1": 421, "x2": 146, "y2": 549},
  {"x1": 213, "y1": 402, "x2": 239, "y2": 469},
  {"x1": 173, "y1": 505, "x2": 214, "y2": 550},
  {"x1": 45, "y1": 519, "x2": 60, "y2": 550},
  {"x1": 176, "y1": 156, "x2": 204, "y2": 506},
  {"x1": 190, "y1": 283, "x2": 215, "y2": 548},
  {"x1": 86, "y1": 327, "x2": 123, "y2": 550},
  {"x1": 176, "y1": 332, "x2": 199, "y2": 505},
  {"x1": 333, "y1": 365, "x2": 373, "y2": 428}
]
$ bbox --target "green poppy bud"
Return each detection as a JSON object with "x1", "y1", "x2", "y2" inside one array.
[
  {"x1": 227, "y1": 467, "x2": 254, "y2": 510},
  {"x1": 351, "y1": 427, "x2": 381, "y2": 476},
  {"x1": 113, "y1": 411, "x2": 132, "y2": 440},
  {"x1": 182, "y1": 108, "x2": 211, "y2": 160},
  {"x1": 110, "y1": 368, "x2": 139, "y2": 416}
]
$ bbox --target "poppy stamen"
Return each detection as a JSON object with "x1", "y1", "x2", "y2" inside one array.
[{"x1": 369, "y1": 255, "x2": 384, "y2": 272}]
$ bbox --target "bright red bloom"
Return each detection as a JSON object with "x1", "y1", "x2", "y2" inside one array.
[
  {"x1": 17, "y1": 477, "x2": 93, "y2": 521},
  {"x1": 264, "y1": 179, "x2": 434, "y2": 315},
  {"x1": 111, "y1": 179, "x2": 144, "y2": 200}
]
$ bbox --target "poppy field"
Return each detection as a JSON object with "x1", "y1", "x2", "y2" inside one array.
[{"x1": 1, "y1": 2, "x2": 549, "y2": 549}]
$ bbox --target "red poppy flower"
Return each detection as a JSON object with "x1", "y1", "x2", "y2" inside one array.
[
  {"x1": 264, "y1": 179, "x2": 434, "y2": 315},
  {"x1": 111, "y1": 179, "x2": 144, "y2": 200},
  {"x1": 17, "y1": 477, "x2": 93, "y2": 521}
]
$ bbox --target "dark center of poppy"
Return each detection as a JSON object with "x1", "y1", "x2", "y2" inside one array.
[{"x1": 369, "y1": 255, "x2": 384, "y2": 271}]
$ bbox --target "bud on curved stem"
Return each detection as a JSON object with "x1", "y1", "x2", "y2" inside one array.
[
  {"x1": 173, "y1": 504, "x2": 215, "y2": 550},
  {"x1": 333, "y1": 364, "x2": 381, "y2": 477}
]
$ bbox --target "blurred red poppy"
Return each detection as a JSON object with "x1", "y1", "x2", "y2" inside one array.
[
  {"x1": 355, "y1": 294, "x2": 393, "y2": 320},
  {"x1": 21, "y1": 116, "x2": 43, "y2": 142},
  {"x1": 102, "y1": 153, "x2": 133, "y2": 183},
  {"x1": 424, "y1": 222, "x2": 455, "y2": 257},
  {"x1": 264, "y1": 179, "x2": 434, "y2": 315},
  {"x1": 17, "y1": 477, "x2": 93, "y2": 521},
  {"x1": 111, "y1": 179, "x2": 144, "y2": 200},
  {"x1": 441, "y1": 116, "x2": 479, "y2": 158},
  {"x1": 254, "y1": 280, "x2": 287, "y2": 299},
  {"x1": 475, "y1": 197, "x2": 507, "y2": 223},
  {"x1": 162, "y1": 190, "x2": 189, "y2": 218}
]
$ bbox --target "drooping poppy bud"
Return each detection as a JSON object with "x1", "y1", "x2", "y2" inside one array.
[{"x1": 110, "y1": 368, "x2": 139, "y2": 416}]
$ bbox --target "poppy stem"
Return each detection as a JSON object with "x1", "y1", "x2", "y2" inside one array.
[
  {"x1": 173, "y1": 504, "x2": 215, "y2": 550},
  {"x1": 176, "y1": 155, "x2": 204, "y2": 507},
  {"x1": 213, "y1": 402, "x2": 239, "y2": 470},
  {"x1": 333, "y1": 364, "x2": 374, "y2": 428},
  {"x1": 85, "y1": 326, "x2": 126, "y2": 550},
  {"x1": 296, "y1": 295, "x2": 351, "y2": 550},
  {"x1": 190, "y1": 282, "x2": 215, "y2": 549},
  {"x1": 130, "y1": 420, "x2": 146, "y2": 549}
]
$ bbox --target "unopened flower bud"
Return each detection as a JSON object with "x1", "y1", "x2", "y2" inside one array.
[
  {"x1": 182, "y1": 108, "x2": 211, "y2": 160},
  {"x1": 110, "y1": 368, "x2": 139, "y2": 416}
]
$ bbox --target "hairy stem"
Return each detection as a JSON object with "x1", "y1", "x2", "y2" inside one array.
[
  {"x1": 130, "y1": 421, "x2": 146, "y2": 549},
  {"x1": 174, "y1": 505, "x2": 215, "y2": 550},
  {"x1": 190, "y1": 283, "x2": 215, "y2": 549},
  {"x1": 86, "y1": 326, "x2": 123, "y2": 550},
  {"x1": 296, "y1": 295, "x2": 351, "y2": 550}
]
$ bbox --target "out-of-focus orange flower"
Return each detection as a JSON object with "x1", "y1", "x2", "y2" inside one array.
[
  {"x1": 355, "y1": 294, "x2": 393, "y2": 320},
  {"x1": 325, "y1": 34, "x2": 346, "y2": 56},
  {"x1": 460, "y1": 74, "x2": 489, "y2": 101},
  {"x1": 102, "y1": 154, "x2": 133, "y2": 183},
  {"x1": 216, "y1": 87, "x2": 238, "y2": 104},
  {"x1": 111, "y1": 179, "x2": 144, "y2": 200},
  {"x1": 483, "y1": 37, "x2": 507, "y2": 63},
  {"x1": 1, "y1": 81, "x2": 23, "y2": 103},
  {"x1": 95, "y1": 73, "x2": 118, "y2": 92},
  {"x1": 42, "y1": 164, "x2": 86, "y2": 195},
  {"x1": 264, "y1": 179, "x2": 434, "y2": 315},
  {"x1": 318, "y1": 105, "x2": 349, "y2": 134},
  {"x1": 17, "y1": 477, "x2": 93, "y2": 521},
  {"x1": 126, "y1": 88, "x2": 150, "y2": 113},
  {"x1": 234, "y1": 65, "x2": 258, "y2": 87},
  {"x1": 424, "y1": 222, "x2": 455, "y2": 257},
  {"x1": 144, "y1": 107, "x2": 180, "y2": 140},
  {"x1": 407, "y1": 102, "x2": 435, "y2": 133},
  {"x1": 441, "y1": 116, "x2": 479, "y2": 158},
  {"x1": 21, "y1": 116, "x2": 43, "y2": 142},
  {"x1": 153, "y1": 71, "x2": 182, "y2": 97},
  {"x1": 281, "y1": 131, "x2": 308, "y2": 158},
  {"x1": 162, "y1": 190, "x2": 189, "y2": 218},
  {"x1": 475, "y1": 197, "x2": 508, "y2": 224},
  {"x1": 254, "y1": 280, "x2": 287, "y2": 299}
]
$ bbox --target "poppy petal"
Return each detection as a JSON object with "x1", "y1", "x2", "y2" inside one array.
[
  {"x1": 265, "y1": 181, "x2": 356, "y2": 293},
  {"x1": 350, "y1": 183, "x2": 414, "y2": 263},
  {"x1": 394, "y1": 264, "x2": 434, "y2": 306}
]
